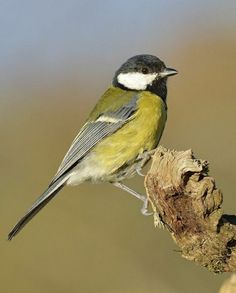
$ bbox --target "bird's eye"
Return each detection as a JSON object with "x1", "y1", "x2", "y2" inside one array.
[{"x1": 142, "y1": 68, "x2": 149, "y2": 74}]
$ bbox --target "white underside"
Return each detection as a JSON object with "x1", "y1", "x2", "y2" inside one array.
[
  {"x1": 117, "y1": 72, "x2": 157, "y2": 90},
  {"x1": 66, "y1": 153, "x2": 107, "y2": 185}
]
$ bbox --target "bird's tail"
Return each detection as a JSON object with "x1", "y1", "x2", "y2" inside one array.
[{"x1": 8, "y1": 174, "x2": 69, "y2": 240}]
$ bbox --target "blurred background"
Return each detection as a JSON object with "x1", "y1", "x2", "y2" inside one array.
[{"x1": 0, "y1": 1, "x2": 236, "y2": 292}]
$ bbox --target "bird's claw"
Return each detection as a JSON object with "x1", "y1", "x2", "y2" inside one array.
[
  {"x1": 141, "y1": 197, "x2": 153, "y2": 216},
  {"x1": 136, "y1": 167, "x2": 145, "y2": 177},
  {"x1": 135, "y1": 149, "x2": 157, "y2": 177}
]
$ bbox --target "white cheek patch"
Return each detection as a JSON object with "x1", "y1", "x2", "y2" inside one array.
[{"x1": 117, "y1": 72, "x2": 157, "y2": 90}]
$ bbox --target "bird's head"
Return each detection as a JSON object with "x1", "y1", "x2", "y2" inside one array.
[{"x1": 113, "y1": 54, "x2": 177, "y2": 100}]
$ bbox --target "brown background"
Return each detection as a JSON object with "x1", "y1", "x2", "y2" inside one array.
[{"x1": 0, "y1": 1, "x2": 236, "y2": 292}]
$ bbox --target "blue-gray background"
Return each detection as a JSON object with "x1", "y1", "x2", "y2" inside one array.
[{"x1": 1, "y1": 1, "x2": 236, "y2": 292}]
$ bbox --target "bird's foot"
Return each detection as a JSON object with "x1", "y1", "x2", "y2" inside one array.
[
  {"x1": 140, "y1": 197, "x2": 153, "y2": 216},
  {"x1": 135, "y1": 149, "x2": 157, "y2": 177},
  {"x1": 112, "y1": 182, "x2": 152, "y2": 216},
  {"x1": 135, "y1": 166, "x2": 145, "y2": 177}
]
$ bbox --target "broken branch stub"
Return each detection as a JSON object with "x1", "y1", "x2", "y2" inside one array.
[{"x1": 145, "y1": 146, "x2": 236, "y2": 273}]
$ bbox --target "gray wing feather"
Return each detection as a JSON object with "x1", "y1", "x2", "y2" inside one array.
[
  {"x1": 7, "y1": 95, "x2": 138, "y2": 240},
  {"x1": 50, "y1": 95, "x2": 138, "y2": 184}
]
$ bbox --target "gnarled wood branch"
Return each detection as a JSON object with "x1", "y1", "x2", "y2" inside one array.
[{"x1": 145, "y1": 146, "x2": 236, "y2": 273}]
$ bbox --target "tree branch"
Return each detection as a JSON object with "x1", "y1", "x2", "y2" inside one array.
[{"x1": 145, "y1": 146, "x2": 236, "y2": 273}]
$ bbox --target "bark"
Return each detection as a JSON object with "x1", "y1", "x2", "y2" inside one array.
[
  {"x1": 145, "y1": 146, "x2": 236, "y2": 273},
  {"x1": 219, "y1": 274, "x2": 236, "y2": 293}
]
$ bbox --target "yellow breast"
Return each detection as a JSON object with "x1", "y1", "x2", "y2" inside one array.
[{"x1": 92, "y1": 91, "x2": 167, "y2": 174}]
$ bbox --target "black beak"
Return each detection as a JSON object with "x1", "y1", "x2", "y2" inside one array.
[{"x1": 159, "y1": 67, "x2": 178, "y2": 78}]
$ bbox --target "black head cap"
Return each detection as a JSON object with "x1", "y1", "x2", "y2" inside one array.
[{"x1": 115, "y1": 54, "x2": 166, "y2": 75}]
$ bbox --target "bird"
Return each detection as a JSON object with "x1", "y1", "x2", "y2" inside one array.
[{"x1": 8, "y1": 54, "x2": 177, "y2": 240}]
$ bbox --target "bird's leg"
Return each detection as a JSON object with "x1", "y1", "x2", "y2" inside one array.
[
  {"x1": 135, "y1": 165, "x2": 145, "y2": 177},
  {"x1": 112, "y1": 182, "x2": 152, "y2": 216},
  {"x1": 135, "y1": 149, "x2": 157, "y2": 177}
]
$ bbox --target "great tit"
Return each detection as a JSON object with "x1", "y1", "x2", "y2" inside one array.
[{"x1": 8, "y1": 54, "x2": 177, "y2": 240}]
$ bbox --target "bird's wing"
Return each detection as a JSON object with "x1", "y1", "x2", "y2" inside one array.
[
  {"x1": 50, "y1": 94, "x2": 138, "y2": 184},
  {"x1": 8, "y1": 94, "x2": 138, "y2": 240}
]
